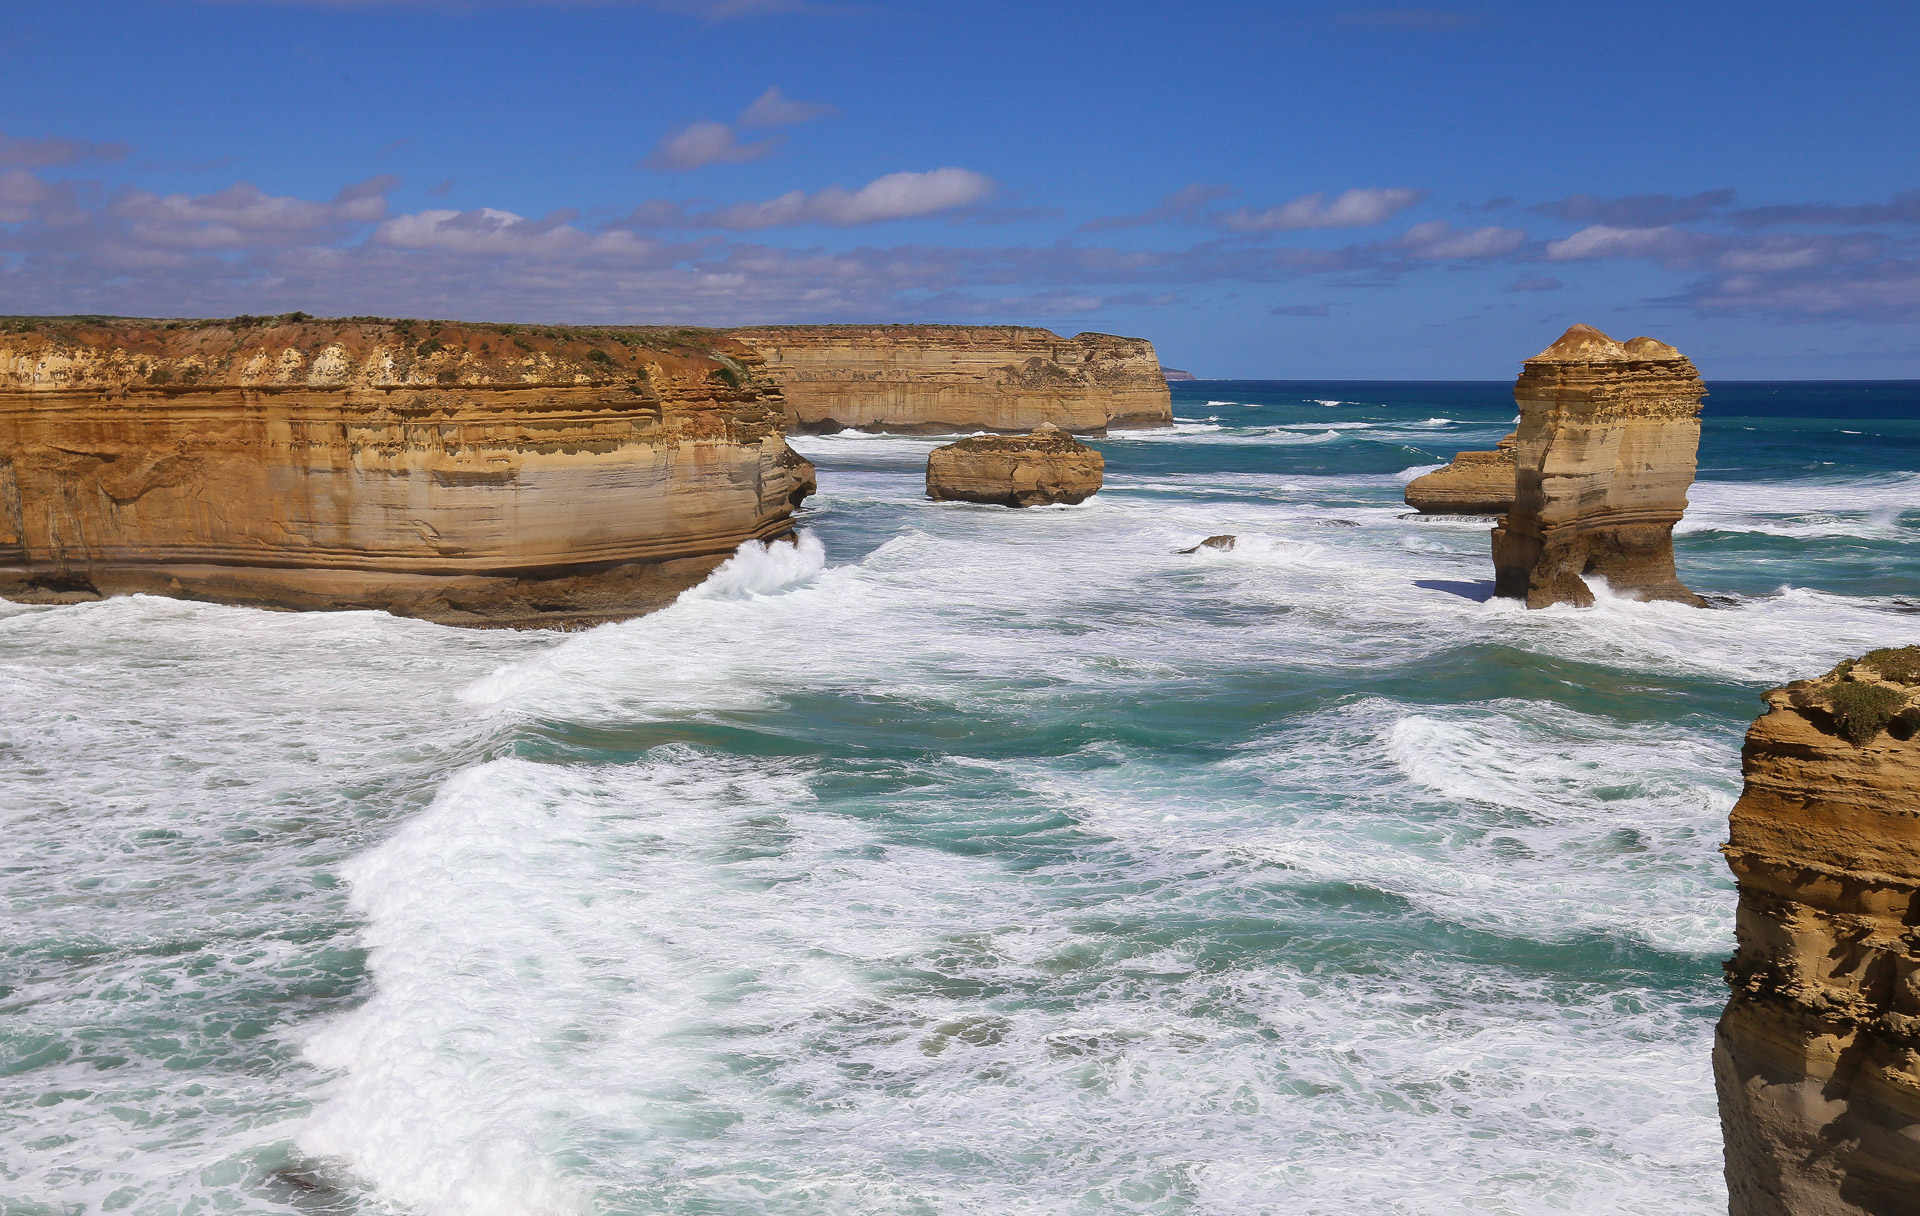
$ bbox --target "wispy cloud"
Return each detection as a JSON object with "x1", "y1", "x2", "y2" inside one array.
[
  {"x1": 1081, "y1": 183, "x2": 1235, "y2": 231},
  {"x1": 738, "y1": 86, "x2": 835, "y2": 128},
  {"x1": 0, "y1": 131, "x2": 131, "y2": 169},
  {"x1": 1728, "y1": 190, "x2": 1920, "y2": 228},
  {"x1": 691, "y1": 167, "x2": 997, "y2": 229},
  {"x1": 642, "y1": 86, "x2": 834, "y2": 170},
  {"x1": 1531, "y1": 189, "x2": 1734, "y2": 227},
  {"x1": 1221, "y1": 187, "x2": 1426, "y2": 232},
  {"x1": 1395, "y1": 219, "x2": 1525, "y2": 259}
]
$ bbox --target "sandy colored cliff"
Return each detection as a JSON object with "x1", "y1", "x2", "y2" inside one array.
[
  {"x1": 1717, "y1": 647, "x2": 1920, "y2": 1216},
  {"x1": 728, "y1": 325, "x2": 1173, "y2": 434},
  {"x1": 925, "y1": 423, "x2": 1104, "y2": 507},
  {"x1": 1491, "y1": 324, "x2": 1706, "y2": 608},
  {"x1": 1404, "y1": 432, "x2": 1517, "y2": 515},
  {"x1": 0, "y1": 316, "x2": 815, "y2": 627}
]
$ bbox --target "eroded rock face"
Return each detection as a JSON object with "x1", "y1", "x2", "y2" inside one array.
[
  {"x1": 1717, "y1": 647, "x2": 1920, "y2": 1216},
  {"x1": 1491, "y1": 324, "x2": 1706, "y2": 608},
  {"x1": 0, "y1": 317, "x2": 816, "y2": 627},
  {"x1": 925, "y1": 423, "x2": 1103, "y2": 507},
  {"x1": 729, "y1": 325, "x2": 1173, "y2": 434},
  {"x1": 1404, "y1": 433, "x2": 1517, "y2": 515}
]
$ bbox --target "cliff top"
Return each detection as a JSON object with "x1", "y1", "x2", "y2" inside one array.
[
  {"x1": 1528, "y1": 324, "x2": 1685, "y2": 364},
  {"x1": 726, "y1": 324, "x2": 1150, "y2": 345},
  {"x1": 937, "y1": 423, "x2": 1096, "y2": 454},
  {"x1": 0, "y1": 314, "x2": 765, "y2": 392},
  {"x1": 1780, "y1": 646, "x2": 1920, "y2": 745}
]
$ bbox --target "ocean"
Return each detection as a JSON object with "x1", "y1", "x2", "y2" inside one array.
[{"x1": 4, "y1": 380, "x2": 1918, "y2": 1215}]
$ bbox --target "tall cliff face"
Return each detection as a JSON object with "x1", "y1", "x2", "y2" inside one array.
[
  {"x1": 0, "y1": 317, "x2": 815, "y2": 627},
  {"x1": 1491, "y1": 324, "x2": 1706, "y2": 608},
  {"x1": 1717, "y1": 648, "x2": 1920, "y2": 1216},
  {"x1": 727, "y1": 325, "x2": 1173, "y2": 434}
]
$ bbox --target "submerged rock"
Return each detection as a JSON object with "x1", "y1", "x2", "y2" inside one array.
[
  {"x1": 1178, "y1": 535, "x2": 1237, "y2": 553},
  {"x1": 1491, "y1": 324, "x2": 1706, "y2": 608},
  {"x1": 1717, "y1": 647, "x2": 1920, "y2": 1215},
  {"x1": 1403, "y1": 433, "x2": 1516, "y2": 515},
  {"x1": 925, "y1": 423, "x2": 1103, "y2": 507}
]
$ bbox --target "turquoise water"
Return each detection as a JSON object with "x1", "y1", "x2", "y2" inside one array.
[{"x1": 3, "y1": 381, "x2": 1917, "y2": 1215}]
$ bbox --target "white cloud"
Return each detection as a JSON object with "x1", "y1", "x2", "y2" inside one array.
[
  {"x1": 706, "y1": 168, "x2": 995, "y2": 229},
  {"x1": 1221, "y1": 187, "x2": 1425, "y2": 232},
  {"x1": 643, "y1": 121, "x2": 780, "y2": 171},
  {"x1": 1542, "y1": 225, "x2": 1697, "y2": 262},
  {"x1": 738, "y1": 87, "x2": 834, "y2": 128},
  {"x1": 1396, "y1": 219, "x2": 1526, "y2": 259},
  {"x1": 104, "y1": 177, "x2": 396, "y2": 249},
  {"x1": 375, "y1": 207, "x2": 656, "y2": 258}
]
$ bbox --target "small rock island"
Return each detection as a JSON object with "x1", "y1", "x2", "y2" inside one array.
[
  {"x1": 925, "y1": 423, "x2": 1104, "y2": 507},
  {"x1": 1404, "y1": 433, "x2": 1517, "y2": 516}
]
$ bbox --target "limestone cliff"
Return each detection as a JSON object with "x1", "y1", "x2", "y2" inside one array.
[
  {"x1": 1491, "y1": 324, "x2": 1706, "y2": 608},
  {"x1": 728, "y1": 325, "x2": 1173, "y2": 434},
  {"x1": 1717, "y1": 647, "x2": 1920, "y2": 1215},
  {"x1": 925, "y1": 423, "x2": 1104, "y2": 507},
  {"x1": 1404, "y1": 433, "x2": 1517, "y2": 515},
  {"x1": 0, "y1": 316, "x2": 815, "y2": 627}
]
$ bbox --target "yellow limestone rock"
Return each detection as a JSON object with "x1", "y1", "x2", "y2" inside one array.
[
  {"x1": 729, "y1": 324, "x2": 1173, "y2": 434},
  {"x1": 1491, "y1": 324, "x2": 1706, "y2": 607},
  {"x1": 1404, "y1": 432, "x2": 1517, "y2": 515},
  {"x1": 0, "y1": 318, "x2": 816, "y2": 627},
  {"x1": 925, "y1": 423, "x2": 1104, "y2": 507},
  {"x1": 1716, "y1": 647, "x2": 1920, "y2": 1216}
]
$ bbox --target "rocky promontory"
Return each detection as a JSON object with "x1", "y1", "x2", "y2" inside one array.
[
  {"x1": 925, "y1": 423, "x2": 1103, "y2": 507},
  {"x1": 1404, "y1": 433, "x2": 1517, "y2": 515},
  {"x1": 0, "y1": 316, "x2": 815, "y2": 627},
  {"x1": 729, "y1": 325, "x2": 1173, "y2": 435},
  {"x1": 1491, "y1": 324, "x2": 1706, "y2": 608},
  {"x1": 1717, "y1": 647, "x2": 1920, "y2": 1215}
]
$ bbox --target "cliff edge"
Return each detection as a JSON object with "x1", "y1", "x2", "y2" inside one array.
[
  {"x1": 728, "y1": 324, "x2": 1173, "y2": 434},
  {"x1": 0, "y1": 316, "x2": 815, "y2": 627},
  {"x1": 1491, "y1": 324, "x2": 1706, "y2": 608},
  {"x1": 1717, "y1": 647, "x2": 1920, "y2": 1215}
]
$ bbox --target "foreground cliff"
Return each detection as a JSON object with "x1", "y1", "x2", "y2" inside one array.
[
  {"x1": 0, "y1": 316, "x2": 815, "y2": 627},
  {"x1": 1491, "y1": 324, "x2": 1706, "y2": 608},
  {"x1": 1718, "y1": 648, "x2": 1920, "y2": 1215},
  {"x1": 728, "y1": 325, "x2": 1173, "y2": 434}
]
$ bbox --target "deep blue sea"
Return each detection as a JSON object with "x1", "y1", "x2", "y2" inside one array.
[{"x1": 3, "y1": 381, "x2": 1918, "y2": 1215}]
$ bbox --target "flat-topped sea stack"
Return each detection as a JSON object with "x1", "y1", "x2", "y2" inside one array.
[
  {"x1": 0, "y1": 316, "x2": 815, "y2": 627},
  {"x1": 926, "y1": 423, "x2": 1103, "y2": 507},
  {"x1": 728, "y1": 325, "x2": 1173, "y2": 435},
  {"x1": 1404, "y1": 432, "x2": 1517, "y2": 515},
  {"x1": 1491, "y1": 324, "x2": 1706, "y2": 608},
  {"x1": 1716, "y1": 648, "x2": 1920, "y2": 1215}
]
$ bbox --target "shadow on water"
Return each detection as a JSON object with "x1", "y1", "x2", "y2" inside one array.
[{"x1": 1413, "y1": 578, "x2": 1497, "y2": 602}]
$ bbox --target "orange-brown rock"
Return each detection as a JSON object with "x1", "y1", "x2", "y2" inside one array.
[
  {"x1": 0, "y1": 316, "x2": 815, "y2": 627},
  {"x1": 1717, "y1": 647, "x2": 1920, "y2": 1216},
  {"x1": 1403, "y1": 432, "x2": 1517, "y2": 515},
  {"x1": 925, "y1": 423, "x2": 1103, "y2": 507},
  {"x1": 728, "y1": 325, "x2": 1173, "y2": 434},
  {"x1": 1491, "y1": 324, "x2": 1706, "y2": 608}
]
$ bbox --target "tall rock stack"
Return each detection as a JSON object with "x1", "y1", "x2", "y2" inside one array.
[
  {"x1": 0, "y1": 318, "x2": 815, "y2": 627},
  {"x1": 1716, "y1": 648, "x2": 1920, "y2": 1215},
  {"x1": 1491, "y1": 324, "x2": 1706, "y2": 608}
]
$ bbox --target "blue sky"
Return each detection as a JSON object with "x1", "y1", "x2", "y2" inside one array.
[{"x1": 5, "y1": 0, "x2": 1918, "y2": 377}]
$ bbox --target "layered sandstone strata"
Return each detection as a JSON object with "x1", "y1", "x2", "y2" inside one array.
[
  {"x1": 925, "y1": 423, "x2": 1103, "y2": 507},
  {"x1": 1717, "y1": 647, "x2": 1920, "y2": 1216},
  {"x1": 1490, "y1": 324, "x2": 1706, "y2": 607},
  {"x1": 729, "y1": 325, "x2": 1173, "y2": 434},
  {"x1": 0, "y1": 316, "x2": 815, "y2": 627},
  {"x1": 1404, "y1": 432, "x2": 1517, "y2": 515}
]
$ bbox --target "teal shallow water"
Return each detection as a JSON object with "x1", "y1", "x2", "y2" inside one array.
[{"x1": 2, "y1": 382, "x2": 1917, "y2": 1215}]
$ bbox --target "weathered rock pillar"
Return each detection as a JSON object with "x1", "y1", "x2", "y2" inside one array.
[
  {"x1": 1491, "y1": 324, "x2": 1706, "y2": 607},
  {"x1": 1717, "y1": 647, "x2": 1920, "y2": 1215}
]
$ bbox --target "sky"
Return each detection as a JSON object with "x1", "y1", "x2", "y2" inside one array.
[{"x1": 4, "y1": 0, "x2": 1919, "y2": 378}]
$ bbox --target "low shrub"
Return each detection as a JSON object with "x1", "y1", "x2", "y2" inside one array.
[
  {"x1": 1861, "y1": 646, "x2": 1920, "y2": 684},
  {"x1": 1826, "y1": 681, "x2": 1910, "y2": 745}
]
